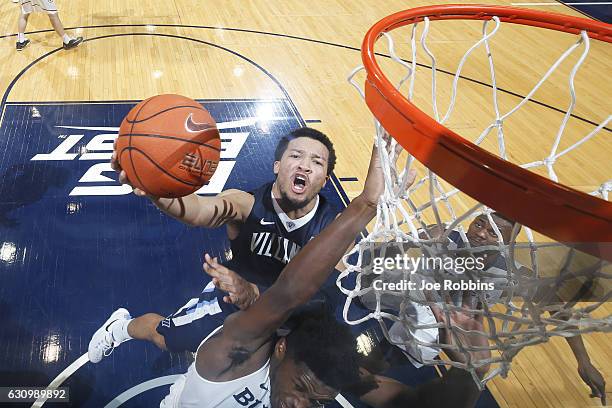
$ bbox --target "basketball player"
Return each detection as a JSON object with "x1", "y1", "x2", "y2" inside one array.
[
  {"x1": 367, "y1": 213, "x2": 607, "y2": 405},
  {"x1": 462, "y1": 214, "x2": 606, "y2": 405},
  {"x1": 89, "y1": 127, "x2": 369, "y2": 361},
  {"x1": 157, "y1": 168, "x2": 493, "y2": 408},
  {"x1": 15, "y1": 0, "x2": 83, "y2": 50}
]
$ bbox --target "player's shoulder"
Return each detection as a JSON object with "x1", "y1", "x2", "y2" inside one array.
[
  {"x1": 217, "y1": 188, "x2": 254, "y2": 204},
  {"x1": 317, "y1": 194, "x2": 341, "y2": 219},
  {"x1": 239, "y1": 181, "x2": 274, "y2": 203},
  {"x1": 196, "y1": 314, "x2": 272, "y2": 381},
  {"x1": 218, "y1": 189, "x2": 256, "y2": 217},
  {"x1": 219, "y1": 188, "x2": 253, "y2": 198}
]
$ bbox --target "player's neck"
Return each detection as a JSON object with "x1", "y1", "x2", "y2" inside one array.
[
  {"x1": 275, "y1": 197, "x2": 316, "y2": 219},
  {"x1": 271, "y1": 184, "x2": 316, "y2": 219}
]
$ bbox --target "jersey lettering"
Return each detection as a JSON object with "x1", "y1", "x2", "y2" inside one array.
[
  {"x1": 234, "y1": 387, "x2": 262, "y2": 407},
  {"x1": 250, "y1": 232, "x2": 301, "y2": 265}
]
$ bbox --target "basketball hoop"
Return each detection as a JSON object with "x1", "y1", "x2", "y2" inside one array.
[
  {"x1": 338, "y1": 5, "x2": 611, "y2": 388},
  {"x1": 362, "y1": 5, "x2": 612, "y2": 256}
]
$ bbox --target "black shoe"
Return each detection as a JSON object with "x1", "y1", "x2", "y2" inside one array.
[
  {"x1": 63, "y1": 36, "x2": 83, "y2": 50},
  {"x1": 16, "y1": 39, "x2": 30, "y2": 51}
]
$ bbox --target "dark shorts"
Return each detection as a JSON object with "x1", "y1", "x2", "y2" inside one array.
[
  {"x1": 156, "y1": 281, "x2": 239, "y2": 353},
  {"x1": 156, "y1": 269, "x2": 368, "y2": 353}
]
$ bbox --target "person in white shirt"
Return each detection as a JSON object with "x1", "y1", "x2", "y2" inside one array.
[{"x1": 15, "y1": 0, "x2": 82, "y2": 50}]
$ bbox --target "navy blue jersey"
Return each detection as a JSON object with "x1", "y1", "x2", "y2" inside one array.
[{"x1": 228, "y1": 182, "x2": 340, "y2": 287}]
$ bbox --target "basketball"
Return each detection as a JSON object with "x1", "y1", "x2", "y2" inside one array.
[{"x1": 115, "y1": 94, "x2": 221, "y2": 198}]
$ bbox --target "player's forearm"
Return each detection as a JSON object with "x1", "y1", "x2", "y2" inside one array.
[
  {"x1": 150, "y1": 193, "x2": 206, "y2": 225},
  {"x1": 221, "y1": 194, "x2": 377, "y2": 346},
  {"x1": 547, "y1": 305, "x2": 592, "y2": 366},
  {"x1": 565, "y1": 335, "x2": 591, "y2": 366},
  {"x1": 276, "y1": 194, "x2": 377, "y2": 307},
  {"x1": 152, "y1": 191, "x2": 245, "y2": 227}
]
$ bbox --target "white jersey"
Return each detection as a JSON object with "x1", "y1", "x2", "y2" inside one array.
[
  {"x1": 367, "y1": 229, "x2": 521, "y2": 367},
  {"x1": 20, "y1": 0, "x2": 58, "y2": 14},
  {"x1": 161, "y1": 326, "x2": 271, "y2": 408}
]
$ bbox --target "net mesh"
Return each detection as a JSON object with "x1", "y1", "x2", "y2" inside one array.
[{"x1": 338, "y1": 14, "x2": 611, "y2": 387}]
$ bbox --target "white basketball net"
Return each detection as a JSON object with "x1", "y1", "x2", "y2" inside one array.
[{"x1": 338, "y1": 15, "x2": 611, "y2": 387}]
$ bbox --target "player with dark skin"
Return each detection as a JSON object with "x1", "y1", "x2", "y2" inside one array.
[
  {"x1": 467, "y1": 214, "x2": 606, "y2": 405},
  {"x1": 100, "y1": 129, "x2": 336, "y2": 353},
  {"x1": 164, "y1": 146, "x2": 496, "y2": 408},
  {"x1": 200, "y1": 253, "x2": 492, "y2": 408},
  {"x1": 427, "y1": 214, "x2": 607, "y2": 405},
  {"x1": 360, "y1": 300, "x2": 491, "y2": 408},
  {"x1": 155, "y1": 137, "x2": 396, "y2": 406}
]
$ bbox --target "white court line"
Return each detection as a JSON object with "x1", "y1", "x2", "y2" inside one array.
[
  {"x1": 335, "y1": 393, "x2": 355, "y2": 408},
  {"x1": 105, "y1": 376, "x2": 355, "y2": 407},
  {"x1": 54, "y1": 117, "x2": 285, "y2": 131},
  {"x1": 513, "y1": 2, "x2": 612, "y2": 4},
  {"x1": 29, "y1": 350, "x2": 355, "y2": 407},
  {"x1": 104, "y1": 375, "x2": 182, "y2": 408},
  {"x1": 104, "y1": 375, "x2": 354, "y2": 407},
  {"x1": 31, "y1": 353, "x2": 90, "y2": 407},
  {"x1": 55, "y1": 125, "x2": 119, "y2": 131}
]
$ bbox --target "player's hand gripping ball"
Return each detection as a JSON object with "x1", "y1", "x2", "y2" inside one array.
[{"x1": 115, "y1": 94, "x2": 221, "y2": 198}]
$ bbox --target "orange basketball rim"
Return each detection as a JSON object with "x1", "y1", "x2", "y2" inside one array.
[{"x1": 361, "y1": 4, "x2": 612, "y2": 259}]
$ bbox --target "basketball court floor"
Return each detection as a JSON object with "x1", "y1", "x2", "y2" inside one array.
[{"x1": 0, "y1": 1, "x2": 610, "y2": 407}]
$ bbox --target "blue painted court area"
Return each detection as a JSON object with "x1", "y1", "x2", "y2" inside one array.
[
  {"x1": 0, "y1": 100, "x2": 498, "y2": 407},
  {"x1": 562, "y1": 0, "x2": 612, "y2": 22}
]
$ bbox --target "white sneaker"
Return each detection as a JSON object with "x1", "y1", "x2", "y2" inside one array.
[{"x1": 88, "y1": 308, "x2": 131, "y2": 363}]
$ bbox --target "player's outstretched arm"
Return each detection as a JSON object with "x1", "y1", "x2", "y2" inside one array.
[
  {"x1": 148, "y1": 188, "x2": 253, "y2": 228},
  {"x1": 567, "y1": 335, "x2": 606, "y2": 405},
  {"x1": 111, "y1": 147, "x2": 253, "y2": 227},
  {"x1": 360, "y1": 131, "x2": 413, "y2": 207},
  {"x1": 535, "y1": 280, "x2": 607, "y2": 405},
  {"x1": 197, "y1": 193, "x2": 379, "y2": 379}
]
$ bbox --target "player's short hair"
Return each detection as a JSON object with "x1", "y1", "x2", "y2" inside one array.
[
  {"x1": 285, "y1": 304, "x2": 376, "y2": 397},
  {"x1": 274, "y1": 127, "x2": 336, "y2": 176}
]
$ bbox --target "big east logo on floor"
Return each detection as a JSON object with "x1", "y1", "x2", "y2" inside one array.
[{"x1": 5, "y1": 100, "x2": 296, "y2": 197}]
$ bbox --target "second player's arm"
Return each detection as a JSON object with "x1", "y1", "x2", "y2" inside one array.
[{"x1": 197, "y1": 193, "x2": 379, "y2": 379}]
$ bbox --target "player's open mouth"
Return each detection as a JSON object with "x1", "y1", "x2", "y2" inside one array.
[{"x1": 291, "y1": 174, "x2": 307, "y2": 194}]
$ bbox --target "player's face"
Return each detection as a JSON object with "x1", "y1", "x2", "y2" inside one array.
[
  {"x1": 273, "y1": 137, "x2": 329, "y2": 210},
  {"x1": 467, "y1": 215, "x2": 512, "y2": 247},
  {"x1": 270, "y1": 357, "x2": 336, "y2": 408}
]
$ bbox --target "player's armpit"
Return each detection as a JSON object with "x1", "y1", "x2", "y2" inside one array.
[{"x1": 195, "y1": 313, "x2": 274, "y2": 381}]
